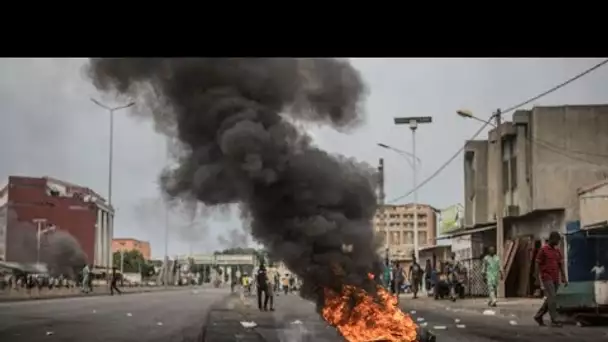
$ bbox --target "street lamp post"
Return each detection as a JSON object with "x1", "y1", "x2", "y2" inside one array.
[
  {"x1": 90, "y1": 99, "x2": 135, "y2": 273},
  {"x1": 457, "y1": 108, "x2": 504, "y2": 298},
  {"x1": 90, "y1": 99, "x2": 135, "y2": 206},
  {"x1": 34, "y1": 220, "x2": 56, "y2": 264},
  {"x1": 377, "y1": 143, "x2": 421, "y2": 260},
  {"x1": 393, "y1": 116, "x2": 433, "y2": 263}
]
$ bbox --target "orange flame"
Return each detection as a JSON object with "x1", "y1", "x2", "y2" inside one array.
[{"x1": 321, "y1": 278, "x2": 417, "y2": 342}]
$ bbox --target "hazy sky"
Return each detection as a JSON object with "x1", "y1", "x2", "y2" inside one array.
[{"x1": 1, "y1": 58, "x2": 607, "y2": 258}]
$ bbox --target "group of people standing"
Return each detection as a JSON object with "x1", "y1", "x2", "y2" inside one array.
[
  {"x1": 239, "y1": 265, "x2": 299, "y2": 312},
  {"x1": 387, "y1": 253, "x2": 467, "y2": 301}
]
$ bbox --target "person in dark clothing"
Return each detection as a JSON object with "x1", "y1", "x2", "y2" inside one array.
[
  {"x1": 110, "y1": 267, "x2": 122, "y2": 295},
  {"x1": 534, "y1": 231, "x2": 567, "y2": 327},
  {"x1": 408, "y1": 258, "x2": 422, "y2": 299},
  {"x1": 424, "y1": 259, "x2": 433, "y2": 295},
  {"x1": 256, "y1": 266, "x2": 273, "y2": 311}
]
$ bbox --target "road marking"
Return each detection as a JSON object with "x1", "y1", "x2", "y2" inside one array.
[{"x1": 456, "y1": 324, "x2": 466, "y2": 329}]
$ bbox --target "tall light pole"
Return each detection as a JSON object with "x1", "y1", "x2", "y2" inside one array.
[
  {"x1": 34, "y1": 220, "x2": 55, "y2": 264},
  {"x1": 119, "y1": 242, "x2": 126, "y2": 275},
  {"x1": 393, "y1": 116, "x2": 432, "y2": 263},
  {"x1": 90, "y1": 99, "x2": 135, "y2": 205},
  {"x1": 376, "y1": 158, "x2": 389, "y2": 268},
  {"x1": 457, "y1": 108, "x2": 504, "y2": 298},
  {"x1": 90, "y1": 99, "x2": 135, "y2": 272},
  {"x1": 377, "y1": 143, "x2": 422, "y2": 262}
]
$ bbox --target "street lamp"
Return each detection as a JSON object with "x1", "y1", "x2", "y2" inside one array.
[
  {"x1": 393, "y1": 116, "x2": 433, "y2": 263},
  {"x1": 457, "y1": 108, "x2": 504, "y2": 298},
  {"x1": 377, "y1": 143, "x2": 422, "y2": 263},
  {"x1": 90, "y1": 98, "x2": 136, "y2": 206},
  {"x1": 34, "y1": 220, "x2": 56, "y2": 264},
  {"x1": 456, "y1": 109, "x2": 497, "y2": 127},
  {"x1": 90, "y1": 98, "x2": 135, "y2": 273}
]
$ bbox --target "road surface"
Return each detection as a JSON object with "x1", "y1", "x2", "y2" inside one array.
[
  {"x1": 0, "y1": 287, "x2": 229, "y2": 342},
  {"x1": 399, "y1": 298, "x2": 608, "y2": 342}
]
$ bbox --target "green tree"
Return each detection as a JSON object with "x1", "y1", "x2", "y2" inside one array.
[{"x1": 112, "y1": 249, "x2": 155, "y2": 277}]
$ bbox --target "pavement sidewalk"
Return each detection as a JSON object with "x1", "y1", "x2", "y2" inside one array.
[
  {"x1": 399, "y1": 294, "x2": 543, "y2": 319},
  {"x1": 0, "y1": 285, "x2": 191, "y2": 302}
]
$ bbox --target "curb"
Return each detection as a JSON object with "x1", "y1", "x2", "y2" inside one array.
[
  {"x1": 0, "y1": 286, "x2": 187, "y2": 303},
  {"x1": 403, "y1": 298, "x2": 539, "y2": 319}
]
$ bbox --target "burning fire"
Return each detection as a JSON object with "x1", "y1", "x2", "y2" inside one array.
[{"x1": 321, "y1": 274, "x2": 417, "y2": 342}]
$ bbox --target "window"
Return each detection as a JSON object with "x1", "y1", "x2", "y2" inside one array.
[
  {"x1": 403, "y1": 232, "x2": 413, "y2": 244},
  {"x1": 510, "y1": 156, "x2": 518, "y2": 189},
  {"x1": 418, "y1": 231, "x2": 428, "y2": 245},
  {"x1": 502, "y1": 160, "x2": 509, "y2": 194},
  {"x1": 390, "y1": 232, "x2": 400, "y2": 246}
]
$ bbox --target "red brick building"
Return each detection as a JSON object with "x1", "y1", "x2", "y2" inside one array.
[{"x1": 0, "y1": 176, "x2": 114, "y2": 267}]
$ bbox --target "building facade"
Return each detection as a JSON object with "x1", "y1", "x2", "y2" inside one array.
[
  {"x1": 0, "y1": 176, "x2": 114, "y2": 268},
  {"x1": 462, "y1": 105, "x2": 608, "y2": 243},
  {"x1": 112, "y1": 238, "x2": 151, "y2": 260},
  {"x1": 373, "y1": 203, "x2": 437, "y2": 261}
]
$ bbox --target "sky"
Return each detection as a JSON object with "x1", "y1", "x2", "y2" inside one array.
[{"x1": 1, "y1": 58, "x2": 607, "y2": 258}]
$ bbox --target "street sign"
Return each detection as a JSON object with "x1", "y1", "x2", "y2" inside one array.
[{"x1": 394, "y1": 116, "x2": 433, "y2": 125}]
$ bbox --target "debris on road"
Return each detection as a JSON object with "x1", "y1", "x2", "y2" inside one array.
[
  {"x1": 126, "y1": 313, "x2": 132, "y2": 317},
  {"x1": 456, "y1": 324, "x2": 466, "y2": 329},
  {"x1": 482, "y1": 309, "x2": 496, "y2": 316},
  {"x1": 46, "y1": 331, "x2": 54, "y2": 336},
  {"x1": 240, "y1": 321, "x2": 257, "y2": 328}
]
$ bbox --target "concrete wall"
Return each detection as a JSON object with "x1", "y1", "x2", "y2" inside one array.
[
  {"x1": 579, "y1": 181, "x2": 608, "y2": 228},
  {"x1": 507, "y1": 211, "x2": 564, "y2": 240},
  {"x1": 464, "y1": 105, "x2": 608, "y2": 232},
  {"x1": 463, "y1": 140, "x2": 489, "y2": 227}
]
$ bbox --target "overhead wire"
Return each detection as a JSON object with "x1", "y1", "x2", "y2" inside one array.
[{"x1": 387, "y1": 58, "x2": 608, "y2": 204}]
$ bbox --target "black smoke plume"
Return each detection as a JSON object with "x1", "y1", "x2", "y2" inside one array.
[{"x1": 86, "y1": 58, "x2": 383, "y2": 307}]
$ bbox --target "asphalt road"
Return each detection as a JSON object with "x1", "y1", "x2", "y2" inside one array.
[
  {"x1": 0, "y1": 287, "x2": 230, "y2": 342},
  {"x1": 399, "y1": 299, "x2": 608, "y2": 342}
]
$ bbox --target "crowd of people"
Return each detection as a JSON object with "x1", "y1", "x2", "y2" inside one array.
[
  {"x1": 230, "y1": 264, "x2": 300, "y2": 312},
  {"x1": 386, "y1": 253, "x2": 468, "y2": 302},
  {"x1": 0, "y1": 264, "x2": 126, "y2": 296}
]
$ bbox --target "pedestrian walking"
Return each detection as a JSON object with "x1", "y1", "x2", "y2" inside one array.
[
  {"x1": 265, "y1": 274, "x2": 275, "y2": 311},
  {"x1": 534, "y1": 231, "x2": 567, "y2": 327},
  {"x1": 256, "y1": 265, "x2": 272, "y2": 311},
  {"x1": 424, "y1": 259, "x2": 433, "y2": 296},
  {"x1": 408, "y1": 258, "x2": 422, "y2": 299},
  {"x1": 81, "y1": 264, "x2": 91, "y2": 293},
  {"x1": 482, "y1": 246, "x2": 503, "y2": 307},
  {"x1": 282, "y1": 274, "x2": 289, "y2": 295},
  {"x1": 110, "y1": 267, "x2": 122, "y2": 296}
]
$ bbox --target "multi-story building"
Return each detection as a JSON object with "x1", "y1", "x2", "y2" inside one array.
[
  {"x1": 373, "y1": 203, "x2": 437, "y2": 262},
  {"x1": 0, "y1": 176, "x2": 114, "y2": 268},
  {"x1": 112, "y1": 238, "x2": 151, "y2": 260},
  {"x1": 461, "y1": 104, "x2": 608, "y2": 243}
]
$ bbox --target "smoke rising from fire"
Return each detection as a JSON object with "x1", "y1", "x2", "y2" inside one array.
[
  {"x1": 86, "y1": 58, "x2": 383, "y2": 304},
  {"x1": 6, "y1": 209, "x2": 87, "y2": 277}
]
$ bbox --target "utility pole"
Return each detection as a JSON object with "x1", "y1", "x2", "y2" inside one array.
[
  {"x1": 377, "y1": 158, "x2": 388, "y2": 266},
  {"x1": 494, "y1": 109, "x2": 505, "y2": 298},
  {"x1": 394, "y1": 116, "x2": 432, "y2": 262}
]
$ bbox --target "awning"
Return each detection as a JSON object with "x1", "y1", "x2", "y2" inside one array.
[{"x1": 436, "y1": 225, "x2": 496, "y2": 240}]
